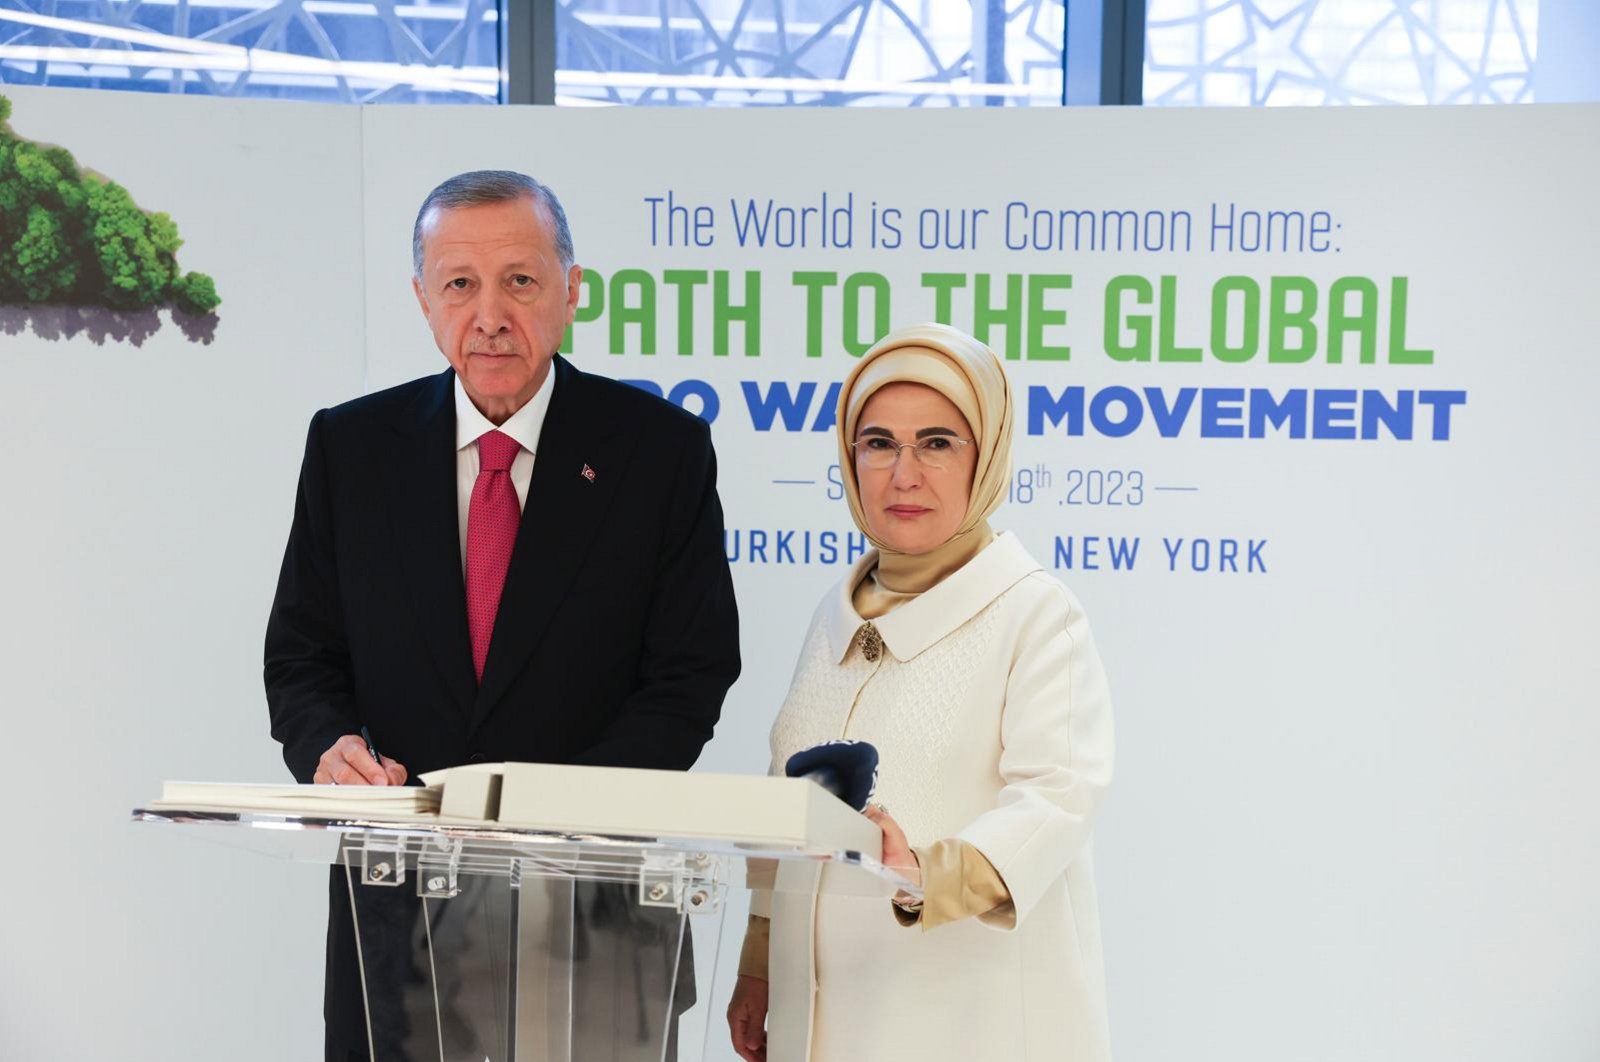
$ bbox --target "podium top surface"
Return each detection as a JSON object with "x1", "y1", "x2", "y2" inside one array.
[{"x1": 133, "y1": 763, "x2": 920, "y2": 898}]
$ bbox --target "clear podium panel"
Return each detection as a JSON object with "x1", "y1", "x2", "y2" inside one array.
[
  {"x1": 341, "y1": 857, "x2": 706, "y2": 1062},
  {"x1": 341, "y1": 867, "x2": 510, "y2": 1061},
  {"x1": 134, "y1": 791, "x2": 923, "y2": 1062},
  {"x1": 132, "y1": 809, "x2": 919, "y2": 900}
]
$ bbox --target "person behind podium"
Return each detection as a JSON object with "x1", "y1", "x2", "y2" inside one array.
[
  {"x1": 264, "y1": 169, "x2": 741, "y2": 1061},
  {"x1": 726, "y1": 323, "x2": 1114, "y2": 1061}
]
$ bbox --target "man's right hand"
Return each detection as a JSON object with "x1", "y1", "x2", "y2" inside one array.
[{"x1": 313, "y1": 734, "x2": 407, "y2": 786}]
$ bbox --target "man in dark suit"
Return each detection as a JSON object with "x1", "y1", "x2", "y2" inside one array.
[{"x1": 264, "y1": 170, "x2": 740, "y2": 1060}]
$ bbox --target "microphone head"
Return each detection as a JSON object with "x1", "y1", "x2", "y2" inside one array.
[{"x1": 784, "y1": 740, "x2": 880, "y2": 811}]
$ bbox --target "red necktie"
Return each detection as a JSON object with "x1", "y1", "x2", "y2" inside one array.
[{"x1": 466, "y1": 430, "x2": 522, "y2": 682}]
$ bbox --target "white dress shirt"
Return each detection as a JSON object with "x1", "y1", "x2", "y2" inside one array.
[{"x1": 454, "y1": 370, "x2": 554, "y2": 568}]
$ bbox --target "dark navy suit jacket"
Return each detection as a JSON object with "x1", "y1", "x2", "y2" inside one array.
[{"x1": 264, "y1": 355, "x2": 740, "y2": 1049}]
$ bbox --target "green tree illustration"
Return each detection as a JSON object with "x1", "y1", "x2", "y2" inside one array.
[
  {"x1": 170, "y1": 271, "x2": 220, "y2": 316},
  {"x1": 0, "y1": 91, "x2": 221, "y2": 316}
]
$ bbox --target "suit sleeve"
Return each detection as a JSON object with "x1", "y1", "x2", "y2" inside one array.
[
  {"x1": 571, "y1": 415, "x2": 741, "y2": 770},
  {"x1": 955, "y1": 580, "x2": 1115, "y2": 928},
  {"x1": 264, "y1": 410, "x2": 362, "y2": 783}
]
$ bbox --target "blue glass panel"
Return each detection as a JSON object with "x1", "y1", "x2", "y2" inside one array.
[
  {"x1": 1144, "y1": 0, "x2": 1541, "y2": 106},
  {"x1": 555, "y1": 0, "x2": 1067, "y2": 106},
  {"x1": 0, "y1": 0, "x2": 502, "y2": 103}
]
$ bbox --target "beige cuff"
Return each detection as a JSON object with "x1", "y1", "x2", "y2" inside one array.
[
  {"x1": 738, "y1": 913, "x2": 771, "y2": 980},
  {"x1": 895, "y1": 839, "x2": 1015, "y2": 931}
]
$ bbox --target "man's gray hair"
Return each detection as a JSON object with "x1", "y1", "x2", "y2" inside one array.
[{"x1": 412, "y1": 170, "x2": 576, "y2": 277}]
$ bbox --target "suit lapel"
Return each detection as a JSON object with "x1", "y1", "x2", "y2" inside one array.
[
  {"x1": 387, "y1": 369, "x2": 476, "y2": 716},
  {"x1": 471, "y1": 357, "x2": 629, "y2": 730}
]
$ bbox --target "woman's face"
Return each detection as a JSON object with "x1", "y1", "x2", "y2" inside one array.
[{"x1": 853, "y1": 382, "x2": 978, "y2": 555}]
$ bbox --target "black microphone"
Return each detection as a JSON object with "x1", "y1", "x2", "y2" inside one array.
[{"x1": 785, "y1": 740, "x2": 879, "y2": 811}]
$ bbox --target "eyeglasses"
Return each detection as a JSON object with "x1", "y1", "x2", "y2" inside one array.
[{"x1": 852, "y1": 435, "x2": 975, "y2": 471}]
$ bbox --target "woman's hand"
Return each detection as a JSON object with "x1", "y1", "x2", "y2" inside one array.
[
  {"x1": 727, "y1": 974, "x2": 770, "y2": 1061},
  {"x1": 864, "y1": 803, "x2": 921, "y2": 887}
]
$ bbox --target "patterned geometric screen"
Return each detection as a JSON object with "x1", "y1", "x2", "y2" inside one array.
[
  {"x1": 0, "y1": 0, "x2": 502, "y2": 103},
  {"x1": 0, "y1": 0, "x2": 1070, "y2": 107},
  {"x1": 1144, "y1": 0, "x2": 1539, "y2": 106},
  {"x1": 555, "y1": 0, "x2": 1067, "y2": 106}
]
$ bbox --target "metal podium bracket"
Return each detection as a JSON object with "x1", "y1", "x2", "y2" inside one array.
[
  {"x1": 638, "y1": 851, "x2": 725, "y2": 914},
  {"x1": 358, "y1": 834, "x2": 407, "y2": 888},
  {"x1": 417, "y1": 834, "x2": 464, "y2": 898}
]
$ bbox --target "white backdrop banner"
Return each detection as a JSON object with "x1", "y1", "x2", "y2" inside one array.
[{"x1": 2, "y1": 86, "x2": 1597, "y2": 1061}]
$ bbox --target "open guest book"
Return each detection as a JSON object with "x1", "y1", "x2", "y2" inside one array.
[
  {"x1": 145, "y1": 761, "x2": 877, "y2": 852},
  {"x1": 148, "y1": 779, "x2": 442, "y2": 818}
]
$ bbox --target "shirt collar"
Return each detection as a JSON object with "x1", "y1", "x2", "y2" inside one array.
[
  {"x1": 822, "y1": 531, "x2": 1041, "y2": 664},
  {"x1": 453, "y1": 368, "x2": 555, "y2": 455}
]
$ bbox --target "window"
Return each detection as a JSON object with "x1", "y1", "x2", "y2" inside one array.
[
  {"x1": 555, "y1": 0, "x2": 1067, "y2": 106},
  {"x1": 1144, "y1": 0, "x2": 1543, "y2": 106},
  {"x1": 0, "y1": 0, "x2": 501, "y2": 103}
]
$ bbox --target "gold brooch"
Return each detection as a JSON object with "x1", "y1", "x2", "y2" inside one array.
[{"x1": 857, "y1": 623, "x2": 883, "y2": 662}]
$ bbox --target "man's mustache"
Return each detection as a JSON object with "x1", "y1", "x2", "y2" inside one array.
[{"x1": 467, "y1": 336, "x2": 523, "y2": 355}]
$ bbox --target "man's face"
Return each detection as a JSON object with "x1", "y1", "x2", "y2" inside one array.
[{"x1": 412, "y1": 197, "x2": 582, "y2": 421}]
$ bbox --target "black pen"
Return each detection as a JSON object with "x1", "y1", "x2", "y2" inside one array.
[{"x1": 360, "y1": 725, "x2": 382, "y2": 771}]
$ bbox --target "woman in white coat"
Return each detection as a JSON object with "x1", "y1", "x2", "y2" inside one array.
[{"x1": 727, "y1": 322, "x2": 1115, "y2": 1062}]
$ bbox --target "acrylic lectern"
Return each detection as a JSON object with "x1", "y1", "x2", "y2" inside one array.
[{"x1": 134, "y1": 763, "x2": 916, "y2": 1062}]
